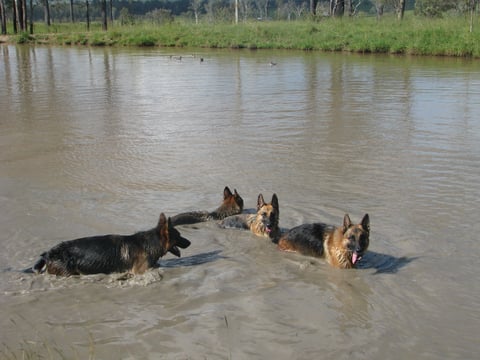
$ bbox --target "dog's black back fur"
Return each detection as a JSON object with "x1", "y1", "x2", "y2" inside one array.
[{"x1": 276, "y1": 223, "x2": 335, "y2": 257}]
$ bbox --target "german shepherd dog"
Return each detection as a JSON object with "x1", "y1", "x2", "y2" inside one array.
[
  {"x1": 31, "y1": 213, "x2": 191, "y2": 276},
  {"x1": 276, "y1": 214, "x2": 370, "y2": 269},
  {"x1": 220, "y1": 193, "x2": 280, "y2": 240},
  {"x1": 170, "y1": 186, "x2": 244, "y2": 226}
]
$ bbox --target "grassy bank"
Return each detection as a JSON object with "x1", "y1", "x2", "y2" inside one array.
[{"x1": 3, "y1": 15, "x2": 480, "y2": 57}]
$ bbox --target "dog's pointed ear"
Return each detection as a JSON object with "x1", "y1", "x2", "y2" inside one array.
[
  {"x1": 361, "y1": 213, "x2": 370, "y2": 233},
  {"x1": 271, "y1": 193, "x2": 279, "y2": 211},
  {"x1": 158, "y1": 213, "x2": 167, "y2": 228},
  {"x1": 343, "y1": 214, "x2": 352, "y2": 232},
  {"x1": 223, "y1": 186, "x2": 233, "y2": 199},
  {"x1": 234, "y1": 189, "x2": 239, "y2": 197},
  {"x1": 257, "y1": 194, "x2": 266, "y2": 210}
]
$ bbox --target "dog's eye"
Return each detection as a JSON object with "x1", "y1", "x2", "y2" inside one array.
[{"x1": 262, "y1": 212, "x2": 267, "y2": 217}]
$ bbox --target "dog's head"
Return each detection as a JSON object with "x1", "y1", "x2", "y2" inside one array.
[
  {"x1": 342, "y1": 213, "x2": 370, "y2": 266},
  {"x1": 222, "y1": 186, "x2": 244, "y2": 214},
  {"x1": 256, "y1": 193, "x2": 280, "y2": 235},
  {"x1": 158, "y1": 213, "x2": 191, "y2": 257}
]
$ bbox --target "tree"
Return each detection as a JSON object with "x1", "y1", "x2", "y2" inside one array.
[
  {"x1": 235, "y1": 0, "x2": 238, "y2": 23},
  {"x1": 191, "y1": 0, "x2": 203, "y2": 24},
  {"x1": 70, "y1": 0, "x2": 74, "y2": 22},
  {"x1": 12, "y1": 0, "x2": 17, "y2": 32},
  {"x1": 414, "y1": 0, "x2": 458, "y2": 17},
  {"x1": 345, "y1": 0, "x2": 352, "y2": 15},
  {"x1": 40, "y1": 0, "x2": 51, "y2": 26},
  {"x1": 13, "y1": 0, "x2": 27, "y2": 31},
  {"x1": 310, "y1": 0, "x2": 318, "y2": 14},
  {"x1": 469, "y1": 0, "x2": 476, "y2": 32},
  {"x1": 86, "y1": 0, "x2": 90, "y2": 30},
  {"x1": 254, "y1": 0, "x2": 270, "y2": 19},
  {"x1": 101, "y1": 0, "x2": 107, "y2": 30},
  {"x1": 280, "y1": 0, "x2": 307, "y2": 20},
  {"x1": 17, "y1": 0, "x2": 26, "y2": 31},
  {"x1": 240, "y1": 0, "x2": 254, "y2": 21},
  {"x1": 374, "y1": 0, "x2": 384, "y2": 19},
  {"x1": 119, "y1": 7, "x2": 133, "y2": 25},
  {"x1": 29, "y1": 0, "x2": 32, "y2": 33},
  {"x1": 21, "y1": 0, "x2": 27, "y2": 30},
  {"x1": 0, "y1": 0, "x2": 6, "y2": 35},
  {"x1": 396, "y1": 0, "x2": 406, "y2": 19},
  {"x1": 330, "y1": 0, "x2": 344, "y2": 16},
  {"x1": 146, "y1": 8, "x2": 173, "y2": 24}
]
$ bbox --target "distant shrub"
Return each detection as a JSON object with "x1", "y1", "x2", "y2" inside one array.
[
  {"x1": 145, "y1": 8, "x2": 174, "y2": 24},
  {"x1": 119, "y1": 8, "x2": 135, "y2": 25},
  {"x1": 415, "y1": 0, "x2": 458, "y2": 17},
  {"x1": 16, "y1": 32, "x2": 30, "y2": 44}
]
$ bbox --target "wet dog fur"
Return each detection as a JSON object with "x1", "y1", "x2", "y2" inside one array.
[
  {"x1": 220, "y1": 193, "x2": 280, "y2": 240},
  {"x1": 170, "y1": 186, "x2": 244, "y2": 226},
  {"x1": 276, "y1": 214, "x2": 370, "y2": 269},
  {"x1": 31, "y1": 213, "x2": 191, "y2": 276}
]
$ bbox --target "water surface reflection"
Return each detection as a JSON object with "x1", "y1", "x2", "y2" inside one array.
[{"x1": 1, "y1": 45, "x2": 479, "y2": 359}]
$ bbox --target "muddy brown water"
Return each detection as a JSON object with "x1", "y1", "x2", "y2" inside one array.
[{"x1": 1, "y1": 45, "x2": 479, "y2": 359}]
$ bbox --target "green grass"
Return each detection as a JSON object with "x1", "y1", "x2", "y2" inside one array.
[{"x1": 3, "y1": 14, "x2": 480, "y2": 57}]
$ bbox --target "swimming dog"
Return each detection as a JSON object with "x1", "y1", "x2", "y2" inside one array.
[
  {"x1": 220, "y1": 193, "x2": 280, "y2": 240},
  {"x1": 277, "y1": 214, "x2": 370, "y2": 268},
  {"x1": 170, "y1": 186, "x2": 244, "y2": 226},
  {"x1": 31, "y1": 213, "x2": 191, "y2": 276}
]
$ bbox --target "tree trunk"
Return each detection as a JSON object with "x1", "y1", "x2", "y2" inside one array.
[
  {"x1": 70, "y1": 0, "x2": 74, "y2": 22},
  {"x1": 21, "y1": 0, "x2": 26, "y2": 30},
  {"x1": 29, "y1": 0, "x2": 33, "y2": 33},
  {"x1": 310, "y1": 0, "x2": 318, "y2": 15},
  {"x1": 14, "y1": 0, "x2": 21, "y2": 31},
  {"x1": 110, "y1": 0, "x2": 113, "y2": 22},
  {"x1": 376, "y1": 2, "x2": 383, "y2": 20},
  {"x1": 14, "y1": 0, "x2": 24, "y2": 31},
  {"x1": 345, "y1": 0, "x2": 353, "y2": 15},
  {"x1": 0, "y1": 0, "x2": 7, "y2": 35},
  {"x1": 397, "y1": 0, "x2": 405, "y2": 20},
  {"x1": 235, "y1": 0, "x2": 238, "y2": 24},
  {"x1": 86, "y1": 0, "x2": 90, "y2": 31},
  {"x1": 15, "y1": 0, "x2": 26, "y2": 31},
  {"x1": 44, "y1": 0, "x2": 51, "y2": 26},
  {"x1": 469, "y1": 0, "x2": 475, "y2": 32},
  {"x1": 101, "y1": 0, "x2": 107, "y2": 30},
  {"x1": 12, "y1": 0, "x2": 17, "y2": 33},
  {"x1": 330, "y1": 0, "x2": 344, "y2": 16}
]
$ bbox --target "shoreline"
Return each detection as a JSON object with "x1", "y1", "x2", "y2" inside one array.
[{"x1": 1, "y1": 18, "x2": 479, "y2": 58}]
